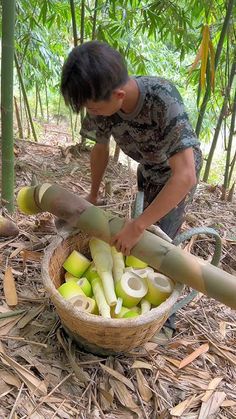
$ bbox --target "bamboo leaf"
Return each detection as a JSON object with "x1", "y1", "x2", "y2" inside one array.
[
  {"x1": 3, "y1": 267, "x2": 18, "y2": 307},
  {"x1": 0, "y1": 352, "x2": 48, "y2": 396},
  {"x1": 209, "y1": 38, "x2": 215, "y2": 92},
  {"x1": 200, "y1": 25, "x2": 210, "y2": 89},
  {"x1": 189, "y1": 42, "x2": 203, "y2": 73},
  {"x1": 178, "y1": 343, "x2": 209, "y2": 369},
  {"x1": 109, "y1": 378, "x2": 142, "y2": 418},
  {"x1": 100, "y1": 364, "x2": 135, "y2": 391},
  {"x1": 136, "y1": 369, "x2": 152, "y2": 402},
  {"x1": 199, "y1": 391, "x2": 226, "y2": 419}
]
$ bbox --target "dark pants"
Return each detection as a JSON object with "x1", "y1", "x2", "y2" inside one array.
[{"x1": 137, "y1": 164, "x2": 198, "y2": 240}]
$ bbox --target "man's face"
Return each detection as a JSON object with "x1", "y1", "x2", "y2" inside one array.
[{"x1": 85, "y1": 89, "x2": 125, "y2": 116}]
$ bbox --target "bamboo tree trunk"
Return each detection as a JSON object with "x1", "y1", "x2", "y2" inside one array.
[
  {"x1": 19, "y1": 85, "x2": 23, "y2": 127},
  {"x1": 14, "y1": 53, "x2": 38, "y2": 142},
  {"x1": 69, "y1": 108, "x2": 75, "y2": 142},
  {"x1": 35, "y1": 84, "x2": 38, "y2": 118},
  {"x1": 45, "y1": 84, "x2": 49, "y2": 123},
  {"x1": 203, "y1": 57, "x2": 236, "y2": 181},
  {"x1": 195, "y1": 0, "x2": 234, "y2": 137},
  {"x1": 80, "y1": 0, "x2": 85, "y2": 44},
  {"x1": 228, "y1": 150, "x2": 236, "y2": 187},
  {"x1": 92, "y1": 0, "x2": 98, "y2": 40},
  {"x1": 14, "y1": 96, "x2": 23, "y2": 139},
  {"x1": 69, "y1": 0, "x2": 78, "y2": 47},
  {"x1": 38, "y1": 84, "x2": 44, "y2": 119},
  {"x1": 79, "y1": 0, "x2": 86, "y2": 147},
  {"x1": 57, "y1": 95, "x2": 61, "y2": 126},
  {"x1": 1, "y1": 0, "x2": 16, "y2": 212},
  {"x1": 221, "y1": 88, "x2": 236, "y2": 200}
]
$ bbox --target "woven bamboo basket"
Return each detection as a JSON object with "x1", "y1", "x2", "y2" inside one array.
[{"x1": 42, "y1": 230, "x2": 183, "y2": 355}]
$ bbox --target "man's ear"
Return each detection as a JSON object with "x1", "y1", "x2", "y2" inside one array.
[{"x1": 113, "y1": 89, "x2": 126, "y2": 100}]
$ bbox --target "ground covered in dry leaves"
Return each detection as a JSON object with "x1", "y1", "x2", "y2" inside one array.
[{"x1": 0, "y1": 122, "x2": 236, "y2": 419}]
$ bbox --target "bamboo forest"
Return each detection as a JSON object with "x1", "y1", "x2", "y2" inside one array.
[{"x1": 0, "y1": 1, "x2": 236, "y2": 418}]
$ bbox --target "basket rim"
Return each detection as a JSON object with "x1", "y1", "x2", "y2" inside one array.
[{"x1": 41, "y1": 230, "x2": 184, "y2": 328}]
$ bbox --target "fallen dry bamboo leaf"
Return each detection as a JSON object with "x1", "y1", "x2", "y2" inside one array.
[
  {"x1": 164, "y1": 356, "x2": 181, "y2": 368},
  {"x1": 170, "y1": 395, "x2": 197, "y2": 417},
  {"x1": 136, "y1": 369, "x2": 152, "y2": 402},
  {"x1": 198, "y1": 391, "x2": 226, "y2": 419},
  {"x1": 201, "y1": 376, "x2": 224, "y2": 402},
  {"x1": 131, "y1": 360, "x2": 153, "y2": 370},
  {"x1": 21, "y1": 249, "x2": 43, "y2": 262},
  {"x1": 0, "y1": 370, "x2": 21, "y2": 388},
  {"x1": 178, "y1": 343, "x2": 209, "y2": 369},
  {"x1": 109, "y1": 378, "x2": 142, "y2": 418},
  {"x1": 3, "y1": 266, "x2": 18, "y2": 307},
  {"x1": 219, "y1": 321, "x2": 227, "y2": 337},
  {"x1": 221, "y1": 400, "x2": 236, "y2": 407},
  {"x1": 17, "y1": 304, "x2": 45, "y2": 329},
  {"x1": 0, "y1": 352, "x2": 47, "y2": 396},
  {"x1": 100, "y1": 364, "x2": 135, "y2": 391},
  {"x1": 56, "y1": 329, "x2": 89, "y2": 384}
]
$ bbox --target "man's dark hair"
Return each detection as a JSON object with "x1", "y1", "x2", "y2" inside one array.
[{"x1": 60, "y1": 41, "x2": 129, "y2": 113}]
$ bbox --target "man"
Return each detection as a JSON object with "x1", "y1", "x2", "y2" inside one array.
[{"x1": 61, "y1": 40, "x2": 202, "y2": 256}]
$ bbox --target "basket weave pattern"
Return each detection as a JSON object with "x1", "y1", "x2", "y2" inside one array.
[{"x1": 42, "y1": 231, "x2": 182, "y2": 353}]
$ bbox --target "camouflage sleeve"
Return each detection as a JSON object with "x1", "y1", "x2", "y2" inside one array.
[
  {"x1": 80, "y1": 114, "x2": 111, "y2": 144},
  {"x1": 159, "y1": 84, "x2": 200, "y2": 159}
]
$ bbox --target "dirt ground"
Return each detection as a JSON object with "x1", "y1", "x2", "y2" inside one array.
[{"x1": 0, "y1": 122, "x2": 236, "y2": 418}]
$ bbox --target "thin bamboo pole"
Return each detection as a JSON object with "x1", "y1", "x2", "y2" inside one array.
[{"x1": 1, "y1": 0, "x2": 16, "y2": 212}]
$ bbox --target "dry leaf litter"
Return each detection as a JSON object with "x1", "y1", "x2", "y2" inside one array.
[{"x1": 0, "y1": 120, "x2": 235, "y2": 418}]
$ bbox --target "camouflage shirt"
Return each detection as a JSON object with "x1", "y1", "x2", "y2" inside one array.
[{"x1": 81, "y1": 76, "x2": 202, "y2": 186}]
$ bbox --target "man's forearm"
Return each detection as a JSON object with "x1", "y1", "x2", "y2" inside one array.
[
  {"x1": 90, "y1": 143, "x2": 110, "y2": 198},
  {"x1": 135, "y1": 173, "x2": 196, "y2": 231}
]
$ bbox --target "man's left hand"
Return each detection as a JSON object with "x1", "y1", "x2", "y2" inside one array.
[{"x1": 111, "y1": 219, "x2": 144, "y2": 256}]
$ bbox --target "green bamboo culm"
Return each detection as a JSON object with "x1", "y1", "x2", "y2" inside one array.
[{"x1": 1, "y1": 0, "x2": 16, "y2": 213}]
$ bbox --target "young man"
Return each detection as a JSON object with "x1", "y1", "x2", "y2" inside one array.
[{"x1": 61, "y1": 41, "x2": 202, "y2": 256}]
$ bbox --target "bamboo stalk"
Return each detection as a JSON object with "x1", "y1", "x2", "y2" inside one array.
[
  {"x1": 1, "y1": 0, "x2": 16, "y2": 212},
  {"x1": 17, "y1": 183, "x2": 236, "y2": 310}
]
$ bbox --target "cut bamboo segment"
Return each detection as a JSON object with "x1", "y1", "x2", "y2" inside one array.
[{"x1": 18, "y1": 183, "x2": 236, "y2": 310}]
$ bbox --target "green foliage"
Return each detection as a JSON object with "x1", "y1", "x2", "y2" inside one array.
[{"x1": 1, "y1": 0, "x2": 235, "y2": 182}]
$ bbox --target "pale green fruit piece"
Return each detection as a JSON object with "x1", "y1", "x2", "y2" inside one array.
[
  {"x1": 58, "y1": 282, "x2": 86, "y2": 300},
  {"x1": 84, "y1": 263, "x2": 100, "y2": 282},
  {"x1": 145, "y1": 272, "x2": 173, "y2": 306},
  {"x1": 123, "y1": 311, "x2": 139, "y2": 319},
  {"x1": 69, "y1": 294, "x2": 97, "y2": 314},
  {"x1": 76, "y1": 277, "x2": 92, "y2": 297},
  {"x1": 115, "y1": 272, "x2": 148, "y2": 308},
  {"x1": 17, "y1": 186, "x2": 40, "y2": 215},
  {"x1": 125, "y1": 255, "x2": 148, "y2": 269},
  {"x1": 63, "y1": 250, "x2": 91, "y2": 278}
]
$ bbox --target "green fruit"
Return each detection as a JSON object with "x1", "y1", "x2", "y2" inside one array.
[
  {"x1": 57, "y1": 282, "x2": 85, "y2": 300},
  {"x1": 115, "y1": 272, "x2": 148, "y2": 308},
  {"x1": 63, "y1": 250, "x2": 91, "y2": 278},
  {"x1": 145, "y1": 273, "x2": 173, "y2": 306},
  {"x1": 125, "y1": 255, "x2": 148, "y2": 269}
]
